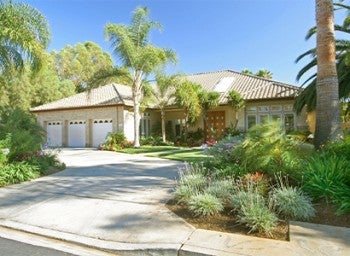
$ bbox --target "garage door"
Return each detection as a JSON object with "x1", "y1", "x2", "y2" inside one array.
[
  {"x1": 68, "y1": 121, "x2": 86, "y2": 147},
  {"x1": 92, "y1": 119, "x2": 113, "y2": 147},
  {"x1": 47, "y1": 121, "x2": 62, "y2": 147}
]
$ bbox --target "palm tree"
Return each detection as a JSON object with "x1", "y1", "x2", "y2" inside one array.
[
  {"x1": 175, "y1": 80, "x2": 201, "y2": 142},
  {"x1": 90, "y1": 7, "x2": 176, "y2": 147},
  {"x1": 314, "y1": 0, "x2": 343, "y2": 147},
  {"x1": 0, "y1": 0, "x2": 50, "y2": 73},
  {"x1": 294, "y1": 2, "x2": 350, "y2": 114},
  {"x1": 149, "y1": 72, "x2": 180, "y2": 142},
  {"x1": 198, "y1": 90, "x2": 219, "y2": 141},
  {"x1": 227, "y1": 90, "x2": 245, "y2": 129},
  {"x1": 255, "y1": 69, "x2": 273, "y2": 79}
]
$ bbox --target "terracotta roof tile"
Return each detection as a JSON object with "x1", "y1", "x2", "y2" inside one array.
[
  {"x1": 31, "y1": 83, "x2": 133, "y2": 111},
  {"x1": 187, "y1": 70, "x2": 300, "y2": 104}
]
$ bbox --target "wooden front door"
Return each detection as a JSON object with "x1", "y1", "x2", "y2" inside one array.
[{"x1": 205, "y1": 111, "x2": 225, "y2": 140}]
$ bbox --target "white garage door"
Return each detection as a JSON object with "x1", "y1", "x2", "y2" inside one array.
[
  {"x1": 93, "y1": 119, "x2": 113, "y2": 147},
  {"x1": 47, "y1": 121, "x2": 62, "y2": 147},
  {"x1": 68, "y1": 121, "x2": 86, "y2": 147}
]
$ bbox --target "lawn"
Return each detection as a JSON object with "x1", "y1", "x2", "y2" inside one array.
[
  {"x1": 149, "y1": 148, "x2": 211, "y2": 162},
  {"x1": 117, "y1": 145, "x2": 182, "y2": 154}
]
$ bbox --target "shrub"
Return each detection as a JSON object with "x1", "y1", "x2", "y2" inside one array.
[
  {"x1": 236, "y1": 200, "x2": 278, "y2": 235},
  {"x1": 205, "y1": 180, "x2": 233, "y2": 203},
  {"x1": 323, "y1": 135, "x2": 350, "y2": 162},
  {"x1": 232, "y1": 121, "x2": 305, "y2": 177},
  {"x1": 27, "y1": 151, "x2": 65, "y2": 175},
  {"x1": 231, "y1": 181, "x2": 278, "y2": 235},
  {"x1": 188, "y1": 193, "x2": 224, "y2": 216},
  {"x1": 102, "y1": 132, "x2": 131, "y2": 150},
  {"x1": 179, "y1": 173, "x2": 206, "y2": 190},
  {"x1": 302, "y1": 154, "x2": 349, "y2": 201},
  {"x1": 0, "y1": 162, "x2": 40, "y2": 186},
  {"x1": 0, "y1": 107, "x2": 45, "y2": 162},
  {"x1": 270, "y1": 186, "x2": 315, "y2": 221},
  {"x1": 174, "y1": 184, "x2": 196, "y2": 204}
]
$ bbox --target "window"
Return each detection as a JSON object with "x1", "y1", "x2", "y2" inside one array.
[
  {"x1": 140, "y1": 113, "x2": 151, "y2": 136},
  {"x1": 247, "y1": 115, "x2": 256, "y2": 129},
  {"x1": 246, "y1": 104, "x2": 295, "y2": 131},
  {"x1": 284, "y1": 114, "x2": 295, "y2": 132}
]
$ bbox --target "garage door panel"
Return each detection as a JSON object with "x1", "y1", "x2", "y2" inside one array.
[
  {"x1": 93, "y1": 119, "x2": 113, "y2": 147},
  {"x1": 47, "y1": 121, "x2": 62, "y2": 147},
  {"x1": 69, "y1": 121, "x2": 86, "y2": 147}
]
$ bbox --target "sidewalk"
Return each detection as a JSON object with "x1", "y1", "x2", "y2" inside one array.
[{"x1": 0, "y1": 149, "x2": 349, "y2": 256}]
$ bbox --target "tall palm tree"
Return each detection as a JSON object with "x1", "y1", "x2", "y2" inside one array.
[
  {"x1": 294, "y1": 2, "x2": 350, "y2": 114},
  {"x1": 90, "y1": 7, "x2": 176, "y2": 147},
  {"x1": 314, "y1": 0, "x2": 343, "y2": 147},
  {"x1": 0, "y1": 0, "x2": 50, "y2": 73},
  {"x1": 149, "y1": 72, "x2": 180, "y2": 142}
]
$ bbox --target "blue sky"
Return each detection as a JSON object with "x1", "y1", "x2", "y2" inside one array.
[{"x1": 20, "y1": 0, "x2": 345, "y2": 85}]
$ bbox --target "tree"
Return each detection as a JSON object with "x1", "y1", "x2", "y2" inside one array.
[
  {"x1": 0, "y1": 54, "x2": 75, "y2": 109},
  {"x1": 294, "y1": 2, "x2": 350, "y2": 114},
  {"x1": 91, "y1": 7, "x2": 176, "y2": 147},
  {"x1": 314, "y1": 0, "x2": 343, "y2": 147},
  {"x1": 175, "y1": 80, "x2": 201, "y2": 141},
  {"x1": 52, "y1": 42, "x2": 113, "y2": 92},
  {"x1": 198, "y1": 90, "x2": 219, "y2": 141},
  {"x1": 255, "y1": 69, "x2": 273, "y2": 79},
  {"x1": 0, "y1": 0, "x2": 50, "y2": 73},
  {"x1": 227, "y1": 90, "x2": 245, "y2": 129},
  {"x1": 241, "y1": 69, "x2": 273, "y2": 79},
  {"x1": 149, "y1": 72, "x2": 179, "y2": 142}
]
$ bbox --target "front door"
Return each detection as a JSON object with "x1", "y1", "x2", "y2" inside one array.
[{"x1": 205, "y1": 111, "x2": 225, "y2": 140}]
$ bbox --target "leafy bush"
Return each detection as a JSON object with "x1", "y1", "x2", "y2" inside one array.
[
  {"x1": 302, "y1": 154, "x2": 349, "y2": 201},
  {"x1": 179, "y1": 173, "x2": 206, "y2": 190},
  {"x1": 236, "y1": 199, "x2": 278, "y2": 235},
  {"x1": 188, "y1": 193, "x2": 224, "y2": 216},
  {"x1": 0, "y1": 162, "x2": 40, "y2": 186},
  {"x1": 0, "y1": 107, "x2": 45, "y2": 162},
  {"x1": 233, "y1": 121, "x2": 305, "y2": 177},
  {"x1": 323, "y1": 135, "x2": 350, "y2": 162},
  {"x1": 140, "y1": 135, "x2": 172, "y2": 146},
  {"x1": 101, "y1": 132, "x2": 132, "y2": 150},
  {"x1": 231, "y1": 181, "x2": 277, "y2": 235},
  {"x1": 27, "y1": 151, "x2": 65, "y2": 175},
  {"x1": 270, "y1": 186, "x2": 315, "y2": 221},
  {"x1": 174, "y1": 184, "x2": 196, "y2": 204},
  {"x1": 205, "y1": 180, "x2": 233, "y2": 203}
]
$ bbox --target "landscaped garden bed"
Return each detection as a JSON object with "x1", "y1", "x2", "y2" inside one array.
[
  {"x1": 0, "y1": 108, "x2": 65, "y2": 187},
  {"x1": 166, "y1": 121, "x2": 350, "y2": 240}
]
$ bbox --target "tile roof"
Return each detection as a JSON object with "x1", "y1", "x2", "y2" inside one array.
[
  {"x1": 31, "y1": 83, "x2": 133, "y2": 112},
  {"x1": 31, "y1": 70, "x2": 301, "y2": 112},
  {"x1": 187, "y1": 70, "x2": 301, "y2": 104}
]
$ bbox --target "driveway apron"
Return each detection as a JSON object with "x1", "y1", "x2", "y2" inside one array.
[{"x1": 0, "y1": 149, "x2": 195, "y2": 252}]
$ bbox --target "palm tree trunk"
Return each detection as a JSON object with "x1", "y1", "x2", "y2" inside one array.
[
  {"x1": 314, "y1": 0, "x2": 343, "y2": 148},
  {"x1": 133, "y1": 77, "x2": 142, "y2": 148},
  {"x1": 161, "y1": 108, "x2": 166, "y2": 142}
]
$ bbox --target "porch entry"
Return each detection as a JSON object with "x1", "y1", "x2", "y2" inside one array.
[{"x1": 205, "y1": 111, "x2": 225, "y2": 140}]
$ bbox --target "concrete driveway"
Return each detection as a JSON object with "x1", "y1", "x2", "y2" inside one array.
[{"x1": 0, "y1": 149, "x2": 194, "y2": 254}]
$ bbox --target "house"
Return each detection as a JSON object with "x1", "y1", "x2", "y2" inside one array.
[{"x1": 31, "y1": 70, "x2": 308, "y2": 147}]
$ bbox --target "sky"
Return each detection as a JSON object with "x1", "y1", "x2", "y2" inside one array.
[{"x1": 19, "y1": 0, "x2": 346, "y2": 85}]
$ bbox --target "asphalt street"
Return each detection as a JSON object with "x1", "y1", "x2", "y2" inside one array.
[{"x1": 0, "y1": 237, "x2": 77, "y2": 256}]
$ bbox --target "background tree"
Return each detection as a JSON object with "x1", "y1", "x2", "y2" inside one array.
[
  {"x1": 241, "y1": 69, "x2": 273, "y2": 79},
  {"x1": 0, "y1": 0, "x2": 50, "y2": 74},
  {"x1": 198, "y1": 90, "x2": 219, "y2": 141},
  {"x1": 149, "y1": 72, "x2": 180, "y2": 142},
  {"x1": 227, "y1": 90, "x2": 245, "y2": 129},
  {"x1": 175, "y1": 80, "x2": 201, "y2": 141},
  {"x1": 52, "y1": 41, "x2": 113, "y2": 92},
  {"x1": 314, "y1": 0, "x2": 343, "y2": 147},
  {"x1": 91, "y1": 7, "x2": 176, "y2": 147},
  {"x1": 0, "y1": 54, "x2": 75, "y2": 109}
]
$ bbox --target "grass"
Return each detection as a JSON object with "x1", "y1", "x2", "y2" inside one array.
[
  {"x1": 117, "y1": 145, "x2": 182, "y2": 154},
  {"x1": 150, "y1": 148, "x2": 210, "y2": 162}
]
